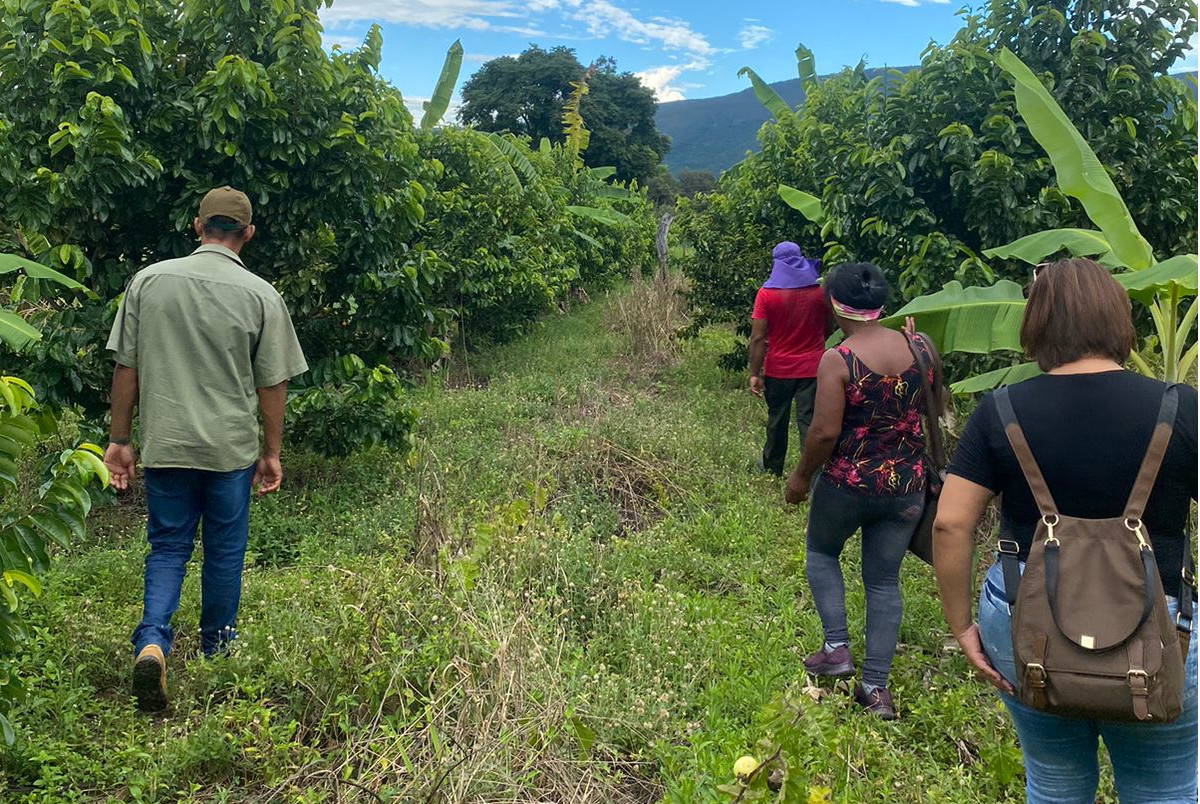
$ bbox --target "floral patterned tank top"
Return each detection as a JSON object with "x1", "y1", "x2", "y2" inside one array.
[{"x1": 822, "y1": 339, "x2": 933, "y2": 496}]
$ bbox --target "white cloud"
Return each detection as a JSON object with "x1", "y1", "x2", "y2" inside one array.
[
  {"x1": 635, "y1": 59, "x2": 707, "y2": 102},
  {"x1": 738, "y1": 24, "x2": 772, "y2": 49},
  {"x1": 403, "y1": 94, "x2": 463, "y2": 122},
  {"x1": 322, "y1": 0, "x2": 521, "y2": 28},
  {"x1": 321, "y1": 33, "x2": 365, "y2": 51},
  {"x1": 565, "y1": 0, "x2": 715, "y2": 56}
]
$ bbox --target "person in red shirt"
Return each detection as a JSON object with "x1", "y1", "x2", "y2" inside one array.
[{"x1": 749, "y1": 242, "x2": 830, "y2": 475}]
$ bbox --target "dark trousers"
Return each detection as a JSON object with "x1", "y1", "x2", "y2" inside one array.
[
  {"x1": 132, "y1": 465, "x2": 255, "y2": 657},
  {"x1": 761, "y1": 376, "x2": 817, "y2": 475}
]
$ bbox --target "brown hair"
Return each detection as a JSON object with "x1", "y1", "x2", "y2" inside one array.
[{"x1": 1020, "y1": 258, "x2": 1136, "y2": 371}]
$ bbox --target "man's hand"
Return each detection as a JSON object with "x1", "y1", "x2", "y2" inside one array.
[
  {"x1": 253, "y1": 453, "x2": 283, "y2": 496},
  {"x1": 785, "y1": 472, "x2": 810, "y2": 505},
  {"x1": 955, "y1": 623, "x2": 1014, "y2": 694},
  {"x1": 749, "y1": 375, "x2": 764, "y2": 398},
  {"x1": 104, "y1": 443, "x2": 136, "y2": 491}
]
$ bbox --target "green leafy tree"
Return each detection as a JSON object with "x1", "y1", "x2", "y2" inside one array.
[
  {"x1": 677, "y1": 0, "x2": 1197, "y2": 372},
  {"x1": 0, "y1": 2, "x2": 443, "y2": 413},
  {"x1": 0, "y1": 255, "x2": 108, "y2": 744},
  {"x1": 458, "y1": 47, "x2": 669, "y2": 183}
]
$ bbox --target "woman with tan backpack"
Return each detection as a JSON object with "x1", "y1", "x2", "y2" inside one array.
[{"x1": 934, "y1": 258, "x2": 1197, "y2": 803}]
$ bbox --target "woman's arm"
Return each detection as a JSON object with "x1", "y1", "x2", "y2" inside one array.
[
  {"x1": 933, "y1": 474, "x2": 1013, "y2": 693},
  {"x1": 785, "y1": 349, "x2": 848, "y2": 503}
]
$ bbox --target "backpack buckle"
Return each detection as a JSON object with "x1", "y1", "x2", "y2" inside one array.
[
  {"x1": 997, "y1": 539, "x2": 1020, "y2": 556},
  {"x1": 1025, "y1": 663, "x2": 1047, "y2": 688},
  {"x1": 1127, "y1": 668, "x2": 1149, "y2": 693}
]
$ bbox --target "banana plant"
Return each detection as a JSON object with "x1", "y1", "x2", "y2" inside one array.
[
  {"x1": 420, "y1": 39, "x2": 463, "y2": 129},
  {"x1": 738, "y1": 40, "x2": 818, "y2": 121},
  {"x1": 891, "y1": 49, "x2": 1197, "y2": 390},
  {"x1": 0, "y1": 253, "x2": 90, "y2": 350}
]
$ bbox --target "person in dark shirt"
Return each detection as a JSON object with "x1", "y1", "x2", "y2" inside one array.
[
  {"x1": 934, "y1": 258, "x2": 1198, "y2": 803},
  {"x1": 784, "y1": 263, "x2": 943, "y2": 720},
  {"x1": 748, "y1": 242, "x2": 830, "y2": 475}
]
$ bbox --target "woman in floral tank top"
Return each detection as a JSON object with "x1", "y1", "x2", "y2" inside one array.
[{"x1": 785, "y1": 263, "x2": 945, "y2": 720}]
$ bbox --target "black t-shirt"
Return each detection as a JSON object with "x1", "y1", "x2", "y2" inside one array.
[{"x1": 949, "y1": 371, "x2": 1197, "y2": 597}]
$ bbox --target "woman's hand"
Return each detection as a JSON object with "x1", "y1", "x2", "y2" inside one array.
[
  {"x1": 785, "y1": 472, "x2": 810, "y2": 504},
  {"x1": 903, "y1": 315, "x2": 917, "y2": 337},
  {"x1": 955, "y1": 623, "x2": 1014, "y2": 695}
]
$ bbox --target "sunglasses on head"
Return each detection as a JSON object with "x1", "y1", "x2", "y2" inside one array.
[{"x1": 1024, "y1": 262, "x2": 1052, "y2": 298}]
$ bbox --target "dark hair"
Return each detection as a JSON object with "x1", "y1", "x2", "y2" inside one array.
[
  {"x1": 1021, "y1": 258, "x2": 1136, "y2": 371},
  {"x1": 824, "y1": 262, "x2": 889, "y2": 311},
  {"x1": 202, "y1": 215, "x2": 247, "y2": 239}
]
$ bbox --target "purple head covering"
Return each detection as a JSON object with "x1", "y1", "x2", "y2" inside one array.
[{"x1": 762, "y1": 241, "x2": 820, "y2": 289}]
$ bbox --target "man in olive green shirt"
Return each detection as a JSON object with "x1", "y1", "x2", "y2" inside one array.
[{"x1": 104, "y1": 187, "x2": 307, "y2": 712}]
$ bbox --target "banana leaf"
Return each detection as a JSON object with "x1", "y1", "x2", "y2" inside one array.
[
  {"x1": 420, "y1": 39, "x2": 463, "y2": 129},
  {"x1": 0, "y1": 310, "x2": 40, "y2": 351},
  {"x1": 539, "y1": 138, "x2": 552, "y2": 155},
  {"x1": 982, "y1": 228, "x2": 1114, "y2": 266},
  {"x1": 950, "y1": 362, "x2": 1042, "y2": 395},
  {"x1": 0, "y1": 253, "x2": 87, "y2": 290},
  {"x1": 476, "y1": 134, "x2": 523, "y2": 195},
  {"x1": 567, "y1": 206, "x2": 634, "y2": 227},
  {"x1": 1114, "y1": 254, "x2": 1198, "y2": 304},
  {"x1": 995, "y1": 49, "x2": 1154, "y2": 270},
  {"x1": 880, "y1": 280, "x2": 1027, "y2": 355},
  {"x1": 778, "y1": 184, "x2": 824, "y2": 224},
  {"x1": 795, "y1": 43, "x2": 816, "y2": 89},
  {"x1": 737, "y1": 66, "x2": 790, "y2": 120},
  {"x1": 486, "y1": 132, "x2": 539, "y2": 188},
  {"x1": 589, "y1": 166, "x2": 617, "y2": 180}
]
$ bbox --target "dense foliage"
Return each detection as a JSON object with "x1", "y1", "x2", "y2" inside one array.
[
  {"x1": 459, "y1": 47, "x2": 670, "y2": 184},
  {"x1": 677, "y1": 0, "x2": 1198, "y2": 361},
  {"x1": 0, "y1": 258, "x2": 108, "y2": 745},
  {"x1": 0, "y1": 0, "x2": 654, "y2": 446}
]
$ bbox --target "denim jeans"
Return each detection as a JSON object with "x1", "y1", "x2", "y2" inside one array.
[
  {"x1": 978, "y1": 560, "x2": 1198, "y2": 803},
  {"x1": 132, "y1": 465, "x2": 255, "y2": 657},
  {"x1": 805, "y1": 475, "x2": 924, "y2": 687}
]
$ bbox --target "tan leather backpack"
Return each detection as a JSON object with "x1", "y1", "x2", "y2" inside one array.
[{"x1": 994, "y1": 385, "x2": 1191, "y2": 722}]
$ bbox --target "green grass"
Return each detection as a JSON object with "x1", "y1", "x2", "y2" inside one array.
[{"x1": 2, "y1": 290, "x2": 1046, "y2": 803}]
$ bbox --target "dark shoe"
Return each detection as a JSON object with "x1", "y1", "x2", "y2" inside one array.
[
  {"x1": 854, "y1": 684, "x2": 897, "y2": 720},
  {"x1": 132, "y1": 644, "x2": 168, "y2": 712},
  {"x1": 803, "y1": 644, "x2": 855, "y2": 677}
]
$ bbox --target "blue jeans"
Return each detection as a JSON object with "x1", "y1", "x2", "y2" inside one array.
[
  {"x1": 978, "y1": 560, "x2": 1198, "y2": 803},
  {"x1": 805, "y1": 475, "x2": 924, "y2": 687},
  {"x1": 132, "y1": 465, "x2": 255, "y2": 657}
]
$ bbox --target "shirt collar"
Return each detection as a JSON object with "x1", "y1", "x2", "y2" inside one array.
[{"x1": 192, "y1": 243, "x2": 246, "y2": 267}]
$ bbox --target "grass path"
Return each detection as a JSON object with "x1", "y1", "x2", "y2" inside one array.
[{"x1": 2, "y1": 289, "x2": 1036, "y2": 803}]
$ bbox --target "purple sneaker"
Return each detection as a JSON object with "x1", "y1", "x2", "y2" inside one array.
[
  {"x1": 853, "y1": 684, "x2": 898, "y2": 720},
  {"x1": 803, "y1": 644, "x2": 855, "y2": 677}
]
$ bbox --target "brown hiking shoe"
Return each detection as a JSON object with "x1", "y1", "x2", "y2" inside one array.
[
  {"x1": 853, "y1": 684, "x2": 897, "y2": 720},
  {"x1": 132, "y1": 644, "x2": 168, "y2": 712},
  {"x1": 803, "y1": 644, "x2": 855, "y2": 677}
]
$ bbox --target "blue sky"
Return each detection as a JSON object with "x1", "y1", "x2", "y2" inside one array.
[{"x1": 317, "y1": 1, "x2": 1198, "y2": 116}]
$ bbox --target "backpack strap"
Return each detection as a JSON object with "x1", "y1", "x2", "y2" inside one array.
[
  {"x1": 1123, "y1": 386, "x2": 1180, "y2": 523},
  {"x1": 994, "y1": 386, "x2": 1059, "y2": 516}
]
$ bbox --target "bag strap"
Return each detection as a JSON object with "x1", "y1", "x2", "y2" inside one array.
[
  {"x1": 1177, "y1": 524, "x2": 1194, "y2": 659},
  {"x1": 994, "y1": 386, "x2": 1058, "y2": 516},
  {"x1": 1124, "y1": 386, "x2": 1180, "y2": 522},
  {"x1": 904, "y1": 333, "x2": 947, "y2": 470}
]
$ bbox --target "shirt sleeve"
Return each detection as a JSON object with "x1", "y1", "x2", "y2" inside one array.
[
  {"x1": 947, "y1": 393, "x2": 1003, "y2": 492},
  {"x1": 252, "y1": 293, "x2": 309, "y2": 387},
  {"x1": 752, "y1": 288, "x2": 769, "y2": 320},
  {"x1": 105, "y1": 281, "x2": 139, "y2": 368}
]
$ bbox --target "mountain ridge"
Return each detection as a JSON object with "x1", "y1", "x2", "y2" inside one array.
[{"x1": 656, "y1": 67, "x2": 1197, "y2": 176}]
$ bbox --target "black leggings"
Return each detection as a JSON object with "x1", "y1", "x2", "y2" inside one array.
[{"x1": 804, "y1": 475, "x2": 924, "y2": 687}]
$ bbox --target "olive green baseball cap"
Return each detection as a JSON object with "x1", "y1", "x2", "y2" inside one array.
[{"x1": 198, "y1": 186, "x2": 252, "y2": 227}]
